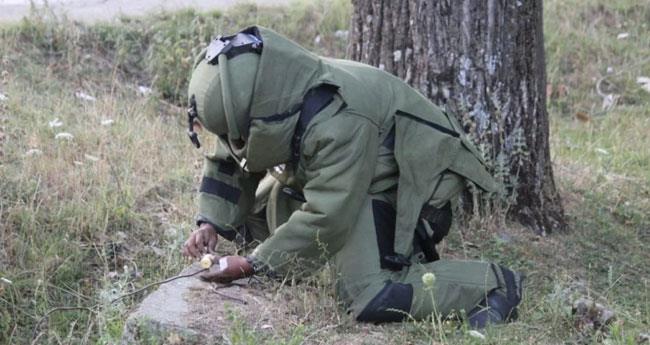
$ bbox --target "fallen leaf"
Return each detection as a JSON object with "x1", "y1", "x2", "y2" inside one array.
[
  {"x1": 261, "y1": 324, "x2": 273, "y2": 330},
  {"x1": 166, "y1": 333, "x2": 182, "y2": 345},
  {"x1": 84, "y1": 154, "x2": 100, "y2": 162},
  {"x1": 572, "y1": 297, "x2": 616, "y2": 331},
  {"x1": 547, "y1": 83, "x2": 568, "y2": 99},
  {"x1": 616, "y1": 32, "x2": 629, "y2": 39},
  {"x1": 0, "y1": 277, "x2": 12, "y2": 284},
  {"x1": 575, "y1": 111, "x2": 591, "y2": 122},
  {"x1": 595, "y1": 148, "x2": 610, "y2": 155},
  {"x1": 101, "y1": 119, "x2": 114, "y2": 126}
]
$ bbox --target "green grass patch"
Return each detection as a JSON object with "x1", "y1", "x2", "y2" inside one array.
[{"x1": 0, "y1": 0, "x2": 648, "y2": 344}]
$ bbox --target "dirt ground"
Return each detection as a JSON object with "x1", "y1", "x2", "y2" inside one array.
[{"x1": 0, "y1": 0, "x2": 288, "y2": 22}]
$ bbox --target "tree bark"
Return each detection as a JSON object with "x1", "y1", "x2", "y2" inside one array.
[{"x1": 349, "y1": 0, "x2": 566, "y2": 234}]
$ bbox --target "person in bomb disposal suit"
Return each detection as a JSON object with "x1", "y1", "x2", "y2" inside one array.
[{"x1": 181, "y1": 26, "x2": 523, "y2": 328}]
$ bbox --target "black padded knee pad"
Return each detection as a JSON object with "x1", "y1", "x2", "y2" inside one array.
[
  {"x1": 356, "y1": 281, "x2": 413, "y2": 323},
  {"x1": 467, "y1": 291, "x2": 512, "y2": 329},
  {"x1": 468, "y1": 265, "x2": 524, "y2": 329}
]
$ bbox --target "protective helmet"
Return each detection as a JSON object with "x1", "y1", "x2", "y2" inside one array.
[{"x1": 187, "y1": 32, "x2": 262, "y2": 147}]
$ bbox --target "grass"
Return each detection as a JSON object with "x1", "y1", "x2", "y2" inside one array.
[{"x1": 0, "y1": 0, "x2": 648, "y2": 344}]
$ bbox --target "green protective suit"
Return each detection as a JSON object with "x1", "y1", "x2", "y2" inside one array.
[{"x1": 188, "y1": 26, "x2": 523, "y2": 322}]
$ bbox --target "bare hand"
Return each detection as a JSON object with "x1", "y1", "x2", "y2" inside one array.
[
  {"x1": 199, "y1": 255, "x2": 254, "y2": 283},
  {"x1": 182, "y1": 223, "x2": 218, "y2": 259}
]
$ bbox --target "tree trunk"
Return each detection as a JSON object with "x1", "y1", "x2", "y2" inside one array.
[{"x1": 349, "y1": 0, "x2": 566, "y2": 234}]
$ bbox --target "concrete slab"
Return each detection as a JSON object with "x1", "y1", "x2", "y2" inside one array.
[{"x1": 121, "y1": 264, "x2": 289, "y2": 345}]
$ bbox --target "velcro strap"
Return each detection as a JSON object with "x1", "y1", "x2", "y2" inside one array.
[
  {"x1": 291, "y1": 84, "x2": 340, "y2": 163},
  {"x1": 205, "y1": 27, "x2": 263, "y2": 64},
  {"x1": 395, "y1": 110, "x2": 459, "y2": 138},
  {"x1": 381, "y1": 124, "x2": 396, "y2": 150},
  {"x1": 200, "y1": 177, "x2": 241, "y2": 204},
  {"x1": 217, "y1": 160, "x2": 237, "y2": 176}
]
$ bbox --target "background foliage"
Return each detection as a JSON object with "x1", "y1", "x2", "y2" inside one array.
[{"x1": 0, "y1": 0, "x2": 648, "y2": 343}]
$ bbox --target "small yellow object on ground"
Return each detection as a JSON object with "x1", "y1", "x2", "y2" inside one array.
[{"x1": 200, "y1": 254, "x2": 217, "y2": 269}]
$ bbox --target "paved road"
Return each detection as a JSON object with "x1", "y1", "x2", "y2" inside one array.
[{"x1": 0, "y1": 0, "x2": 288, "y2": 22}]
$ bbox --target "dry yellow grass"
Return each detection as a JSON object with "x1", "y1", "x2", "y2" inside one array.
[{"x1": 0, "y1": 0, "x2": 648, "y2": 343}]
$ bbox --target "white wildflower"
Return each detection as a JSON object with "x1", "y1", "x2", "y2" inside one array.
[
  {"x1": 422, "y1": 272, "x2": 436, "y2": 289},
  {"x1": 314, "y1": 35, "x2": 321, "y2": 45},
  {"x1": 101, "y1": 119, "x2": 114, "y2": 126},
  {"x1": 616, "y1": 32, "x2": 629, "y2": 39},
  {"x1": 637, "y1": 76, "x2": 650, "y2": 93},
  {"x1": 137, "y1": 85, "x2": 152, "y2": 96},
  {"x1": 48, "y1": 118, "x2": 63, "y2": 128},
  {"x1": 0, "y1": 93, "x2": 7, "y2": 101},
  {"x1": 75, "y1": 91, "x2": 96, "y2": 102},
  {"x1": 55, "y1": 132, "x2": 74, "y2": 140},
  {"x1": 25, "y1": 149, "x2": 43, "y2": 157},
  {"x1": 468, "y1": 330, "x2": 486, "y2": 340}
]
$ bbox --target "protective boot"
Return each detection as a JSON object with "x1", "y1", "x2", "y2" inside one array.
[{"x1": 467, "y1": 269, "x2": 524, "y2": 329}]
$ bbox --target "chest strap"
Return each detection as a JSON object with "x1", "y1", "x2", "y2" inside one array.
[{"x1": 291, "y1": 84, "x2": 340, "y2": 163}]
